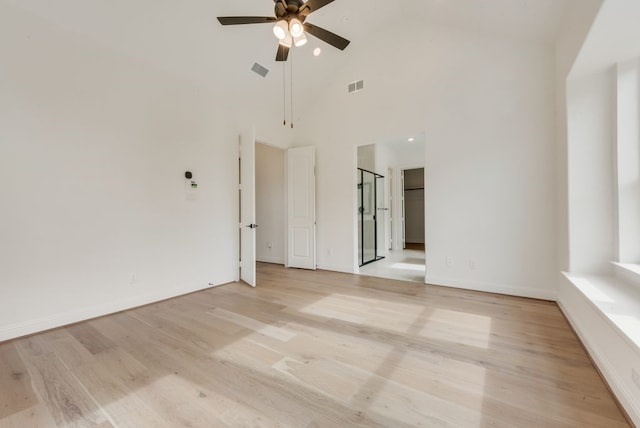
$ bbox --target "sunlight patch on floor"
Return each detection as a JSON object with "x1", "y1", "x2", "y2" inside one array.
[
  {"x1": 390, "y1": 262, "x2": 426, "y2": 272},
  {"x1": 297, "y1": 293, "x2": 425, "y2": 328},
  {"x1": 420, "y1": 309, "x2": 493, "y2": 349},
  {"x1": 208, "y1": 307, "x2": 296, "y2": 342},
  {"x1": 298, "y1": 303, "x2": 366, "y2": 324},
  {"x1": 358, "y1": 249, "x2": 426, "y2": 283}
]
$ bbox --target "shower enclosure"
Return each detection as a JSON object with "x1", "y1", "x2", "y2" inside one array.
[{"x1": 358, "y1": 168, "x2": 385, "y2": 266}]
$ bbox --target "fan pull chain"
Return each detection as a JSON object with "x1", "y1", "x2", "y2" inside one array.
[{"x1": 282, "y1": 61, "x2": 286, "y2": 126}]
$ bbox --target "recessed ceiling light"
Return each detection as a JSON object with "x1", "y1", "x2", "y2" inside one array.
[
  {"x1": 313, "y1": 47, "x2": 322, "y2": 57},
  {"x1": 408, "y1": 137, "x2": 415, "y2": 142}
]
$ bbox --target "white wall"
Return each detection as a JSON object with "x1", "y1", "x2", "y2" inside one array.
[
  {"x1": 566, "y1": 71, "x2": 616, "y2": 274},
  {"x1": 389, "y1": 144, "x2": 426, "y2": 168},
  {"x1": 0, "y1": 3, "x2": 239, "y2": 340},
  {"x1": 255, "y1": 143, "x2": 285, "y2": 264},
  {"x1": 357, "y1": 144, "x2": 375, "y2": 171},
  {"x1": 615, "y1": 58, "x2": 640, "y2": 264},
  {"x1": 555, "y1": 0, "x2": 604, "y2": 275},
  {"x1": 296, "y1": 20, "x2": 557, "y2": 298},
  {"x1": 557, "y1": 1, "x2": 640, "y2": 423}
]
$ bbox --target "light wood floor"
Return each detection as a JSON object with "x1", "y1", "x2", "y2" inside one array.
[{"x1": 0, "y1": 263, "x2": 631, "y2": 427}]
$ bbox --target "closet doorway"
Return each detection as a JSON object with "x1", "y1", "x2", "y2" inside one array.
[{"x1": 402, "y1": 168, "x2": 425, "y2": 251}]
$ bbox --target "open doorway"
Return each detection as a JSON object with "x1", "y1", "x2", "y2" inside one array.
[
  {"x1": 356, "y1": 137, "x2": 426, "y2": 283},
  {"x1": 403, "y1": 168, "x2": 425, "y2": 251},
  {"x1": 255, "y1": 142, "x2": 285, "y2": 265},
  {"x1": 255, "y1": 143, "x2": 317, "y2": 270}
]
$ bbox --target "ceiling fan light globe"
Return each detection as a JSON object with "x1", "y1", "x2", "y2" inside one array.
[
  {"x1": 294, "y1": 33, "x2": 308, "y2": 47},
  {"x1": 273, "y1": 21, "x2": 288, "y2": 40},
  {"x1": 289, "y1": 19, "x2": 304, "y2": 37}
]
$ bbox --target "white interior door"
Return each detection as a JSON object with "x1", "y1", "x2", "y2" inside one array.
[
  {"x1": 240, "y1": 129, "x2": 256, "y2": 286},
  {"x1": 286, "y1": 146, "x2": 316, "y2": 269}
]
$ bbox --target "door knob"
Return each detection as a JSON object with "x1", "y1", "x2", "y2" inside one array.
[{"x1": 246, "y1": 224, "x2": 259, "y2": 229}]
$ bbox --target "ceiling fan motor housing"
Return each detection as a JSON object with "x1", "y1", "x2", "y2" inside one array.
[{"x1": 275, "y1": 0, "x2": 307, "y2": 20}]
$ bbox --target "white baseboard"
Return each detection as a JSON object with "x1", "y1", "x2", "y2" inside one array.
[
  {"x1": 0, "y1": 280, "x2": 233, "y2": 343},
  {"x1": 256, "y1": 255, "x2": 285, "y2": 264},
  {"x1": 424, "y1": 275, "x2": 557, "y2": 301}
]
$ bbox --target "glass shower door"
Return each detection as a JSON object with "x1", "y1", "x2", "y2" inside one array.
[{"x1": 358, "y1": 168, "x2": 385, "y2": 266}]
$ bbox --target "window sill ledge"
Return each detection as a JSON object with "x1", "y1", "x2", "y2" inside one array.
[
  {"x1": 612, "y1": 262, "x2": 640, "y2": 288},
  {"x1": 562, "y1": 271, "x2": 640, "y2": 354}
]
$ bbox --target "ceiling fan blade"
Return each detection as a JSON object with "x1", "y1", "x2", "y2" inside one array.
[
  {"x1": 303, "y1": 22, "x2": 350, "y2": 50},
  {"x1": 217, "y1": 16, "x2": 277, "y2": 25},
  {"x1": 276, "y1": 44, "x2": 290, "y2": 62},
  {"x1": 300, "y1": 0, "x2": 336, "y2": 16}
]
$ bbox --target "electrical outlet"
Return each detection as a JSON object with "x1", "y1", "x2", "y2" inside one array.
[
  {"x1": 633, "y1": 368, "x2": 640, "y2": 389},
  {"x1": 446, "y1": 257, "x2": 454, "y2": 268},
  {"x1": 327, "y1": 248, "x2": 332, "y2": 256},
  {"x1": 130, "y1": 273, "x2": 136, "y2": 285},
  {"x1": 469, "y1": 260, "x2": 477, "y2": 270},
  {"x1": 267, "y1": 242, "x2": 272, "y2": 249}
]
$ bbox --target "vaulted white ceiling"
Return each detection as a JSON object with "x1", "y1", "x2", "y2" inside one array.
[{"x1": 6, "y1": 0, "x2": 571, "y2": 138}]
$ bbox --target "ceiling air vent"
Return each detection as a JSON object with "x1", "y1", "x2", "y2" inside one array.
[
  {"x1": 251, "y1": 62, "x2": 269, "y2": 78},
  {"x1": 348, "y1": 80, "x2": 364, "y2": 94}
]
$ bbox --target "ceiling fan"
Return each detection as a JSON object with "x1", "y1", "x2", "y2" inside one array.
[{"x1": 217, "y1": 0, "x2": 350, "y2": 62}]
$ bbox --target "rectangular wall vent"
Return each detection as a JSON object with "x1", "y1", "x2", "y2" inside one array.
[
  {"x1": 251, "y1": 62, "x2": 269, "y2": 78},
  {"x1": 348, "y1": 80, "x2": 365, "y2": 94}
]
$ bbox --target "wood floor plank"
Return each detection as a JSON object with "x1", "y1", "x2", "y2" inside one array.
[
  {"x1": 66, "y1": 324, "x2": 115, "y2": 356},
  {"x1": 0, "y1": 343, "x2": 39, "y2": 420},
  {"x1": 208, "y1": 307, "x2": 297, "y2": 342},
  {"x1": 0, "y1": 263, "x2": 632, "y2": 427},
  {"x1": 14, "y1": 339, "x2": 112, "y2": 427},
  {"x1": 0, "y1": 405, "x2": 58, "y2": 428}
]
